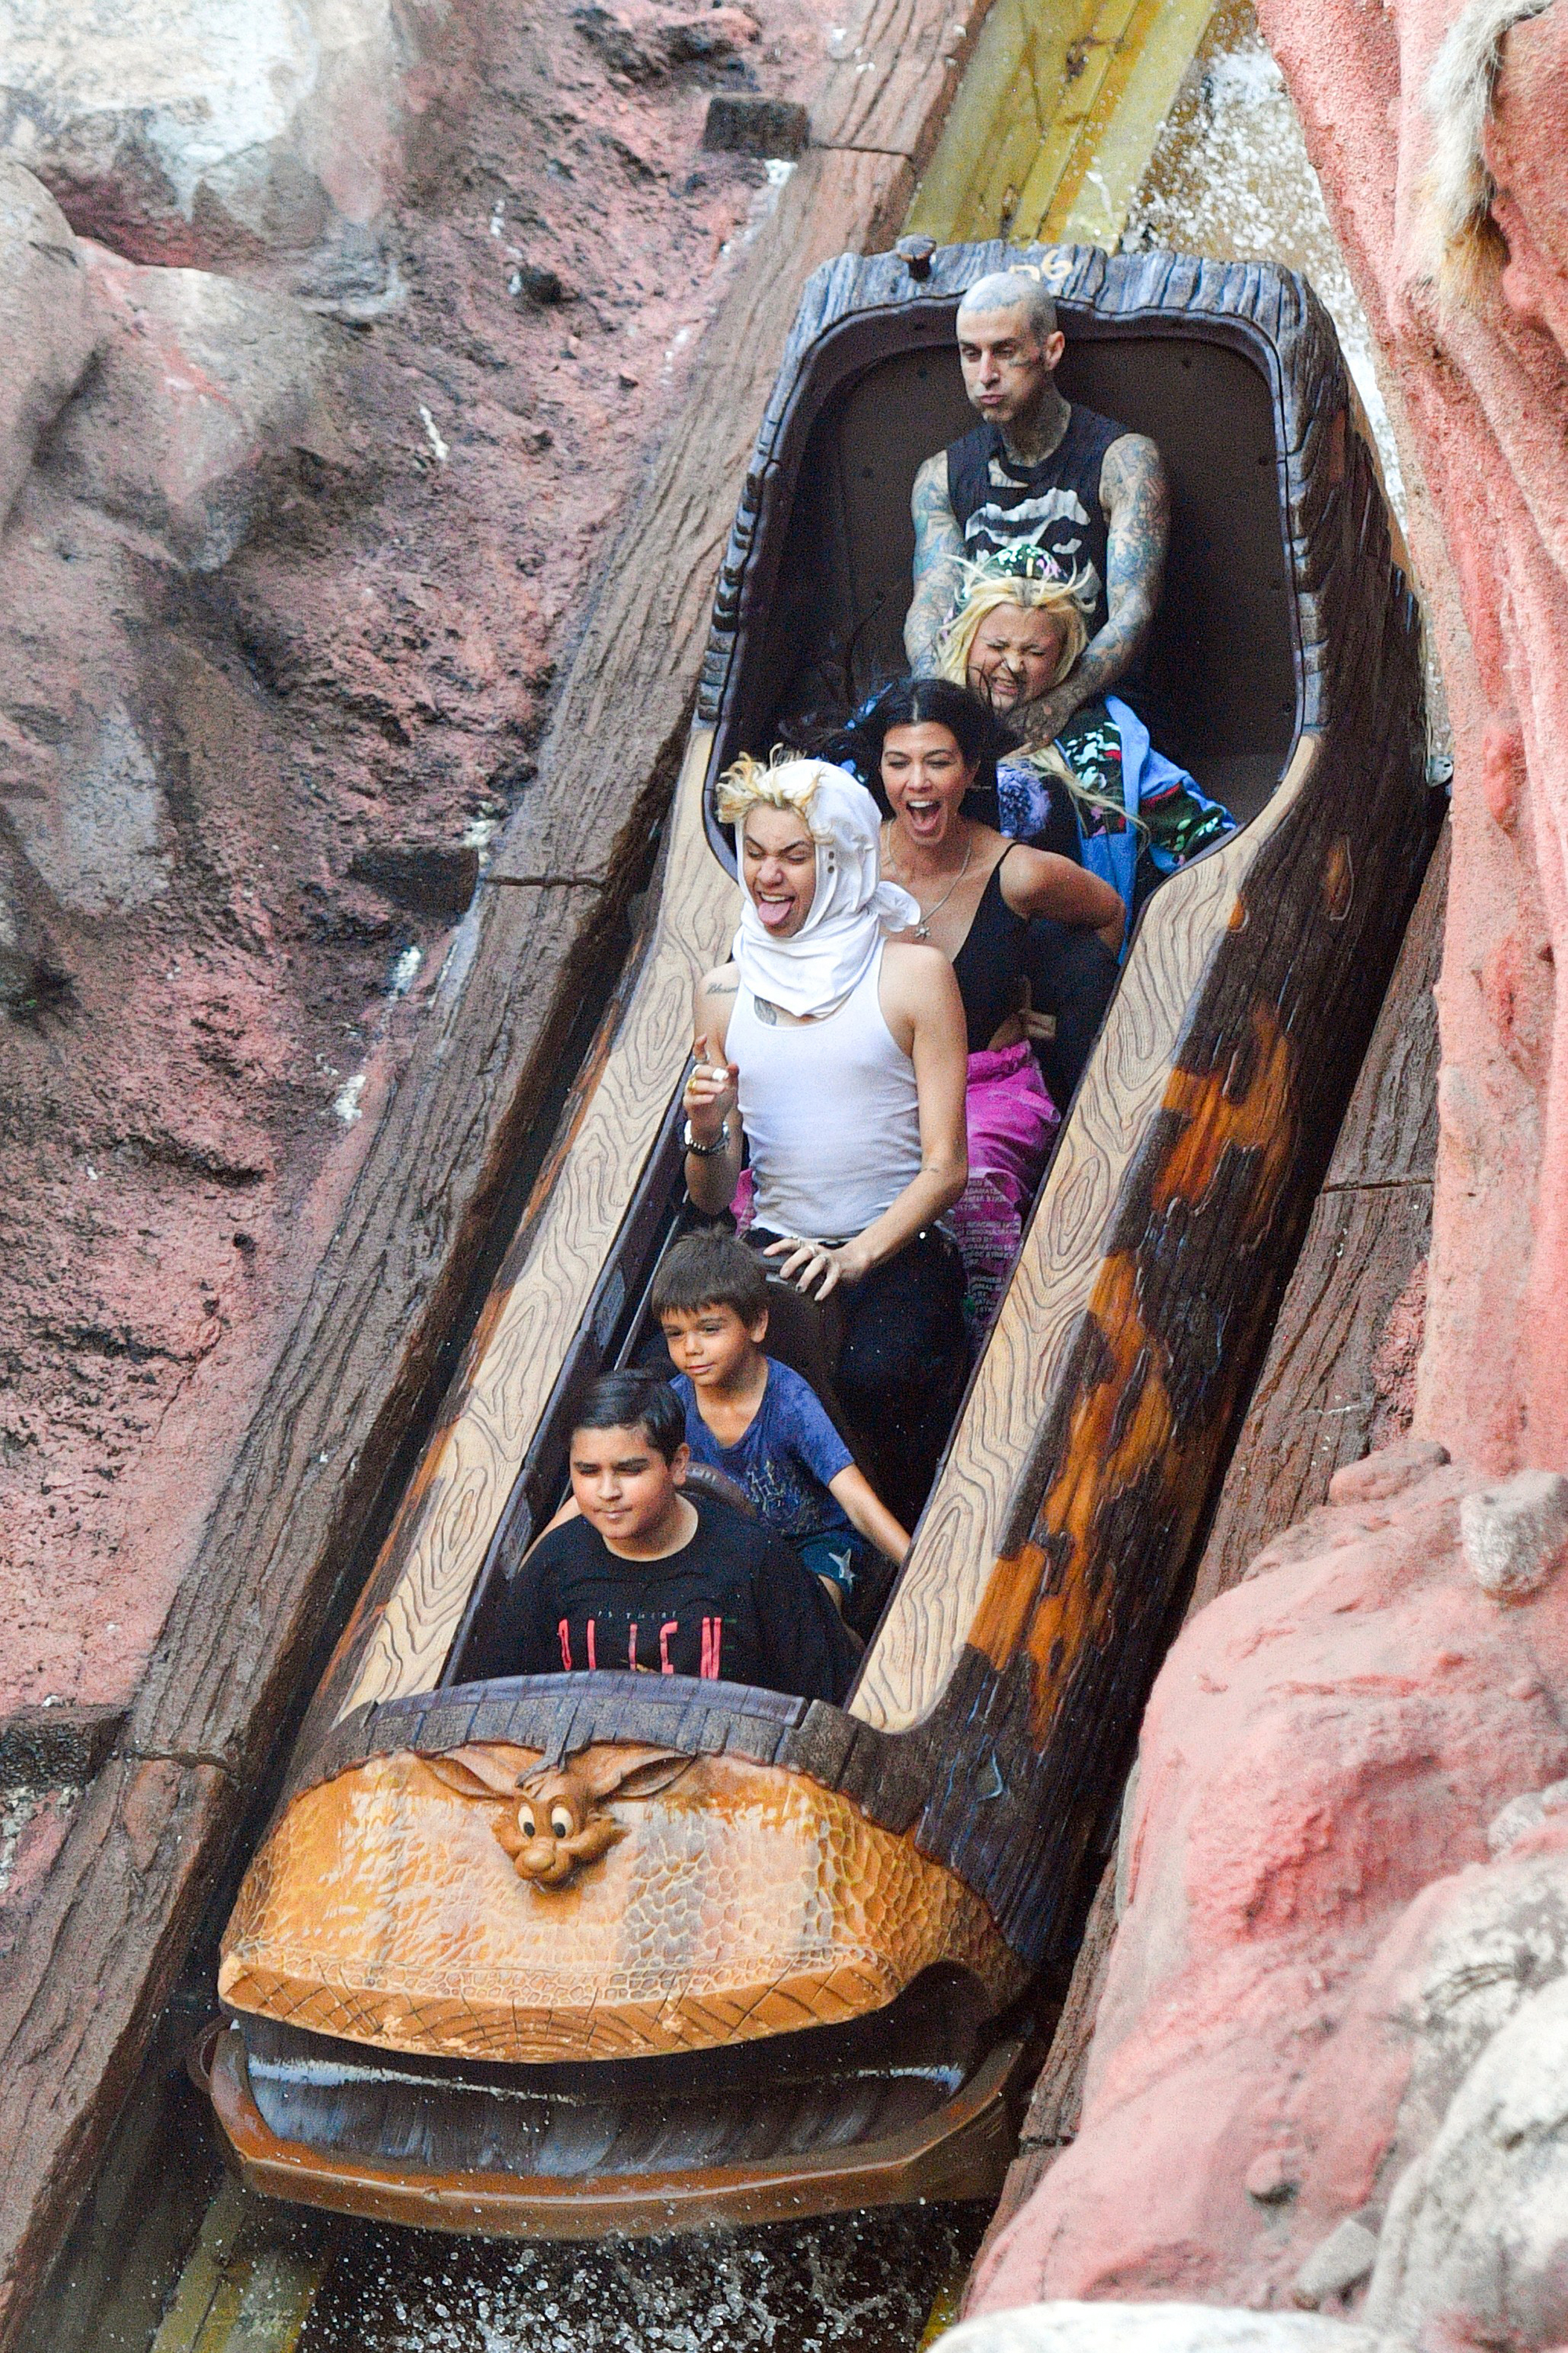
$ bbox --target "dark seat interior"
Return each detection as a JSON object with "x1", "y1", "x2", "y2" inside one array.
[{"x1": 721, "y1": 326, "x2": 1297, "y2": 826}]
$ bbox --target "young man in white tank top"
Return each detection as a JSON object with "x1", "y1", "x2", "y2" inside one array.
[{"x1": 682, "y1": 770, "x2": 971, "y2": 1528}]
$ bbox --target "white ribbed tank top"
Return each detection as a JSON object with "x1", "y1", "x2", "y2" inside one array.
[{"x1": 729, "y1": 946, "x2": 923, "y2": 1240}]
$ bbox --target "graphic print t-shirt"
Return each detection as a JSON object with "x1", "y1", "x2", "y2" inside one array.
[
  {"x1": 672, "y1": 1360, "x2": 854, "y2": 1541},
  {"x1": 502, "y1": 1494, "x2": 859, "y2": 1701}
]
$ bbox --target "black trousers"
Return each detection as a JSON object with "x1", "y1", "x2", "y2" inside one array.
[
  {"x1": 750, "y1": 1225, "x2": 969, "y2": 1533},
  {"x1": 1023, "y1": 917, "x2": 1120, "y2": 1108}
]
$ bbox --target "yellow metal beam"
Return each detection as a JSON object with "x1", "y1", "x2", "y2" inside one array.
[
  {"x1": 906, "y1": 0, "x2": 1218, "y2": 250},
  {"x1": 151, "y1": 2185, "x2": 333, "y2": 2353}
]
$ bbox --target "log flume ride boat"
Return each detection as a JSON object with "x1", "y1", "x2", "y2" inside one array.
[{"x1": 201, "y1": 238, "x2": 1434, "y2": 2238}]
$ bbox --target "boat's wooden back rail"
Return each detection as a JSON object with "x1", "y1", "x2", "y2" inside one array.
[
  {"x1": 697, "y1": 241, "x2": 1338, "y2": 843},
  {"x1": 285, "y1": 1672, "x2": 809, "y2": 1809}
]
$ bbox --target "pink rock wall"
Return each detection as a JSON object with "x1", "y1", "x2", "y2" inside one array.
[
  {"x1": 962, "y1": 12, "x2": 1568, "y2": 2344},
  {"x1": 1246, "y1": 0, "x2": 1568, "y2": 1472},
  {"x1": 970, "y1": 1447, "x2": 1568, "y2": 2343}
]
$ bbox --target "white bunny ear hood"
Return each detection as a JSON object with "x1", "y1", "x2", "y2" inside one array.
[{"x1": 731, "y1": 760, "x2": 921, "y2": 1021}]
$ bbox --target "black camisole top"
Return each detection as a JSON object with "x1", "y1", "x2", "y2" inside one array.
[{"x1": 950, "y1": 846, "x2": 1030, "y2": 1054}]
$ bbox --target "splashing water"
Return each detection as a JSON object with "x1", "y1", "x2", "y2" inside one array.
[{"x1": 299, "y1": 2206, "x2": 987, "y2": 2353}]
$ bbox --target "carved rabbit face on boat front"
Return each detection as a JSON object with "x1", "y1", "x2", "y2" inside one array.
[
  {"x1": 426, "y1": 1743, "x2": 691, "y2": 1889},
  {"x1": 497, "y1": 1765, "x2": 624, "y2": 1884}
]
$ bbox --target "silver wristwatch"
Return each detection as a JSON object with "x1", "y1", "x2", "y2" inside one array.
[{"x1": 682, "y1": 1120, "x2": 728, "y2": 1157}]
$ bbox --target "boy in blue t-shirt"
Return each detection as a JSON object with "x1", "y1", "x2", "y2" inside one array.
[{"x1": 650, "y1": 1232, "x2": 910, "y2": 1624}]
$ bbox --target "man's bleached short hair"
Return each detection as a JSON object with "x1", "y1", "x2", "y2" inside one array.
[{"x1": 956, "y1": 269, "x2": 1059, "y2": 347}]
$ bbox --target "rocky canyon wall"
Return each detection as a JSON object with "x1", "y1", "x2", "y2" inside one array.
[
  {"x1": 0, "y1": 0, "x2": 848, "y2": 1879},
  {"x1": 958, "y1": 1, "x2": 1568, "y2": 2346}
]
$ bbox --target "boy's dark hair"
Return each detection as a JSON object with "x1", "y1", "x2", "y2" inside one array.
[
  {"x1": 650, "y1": 1231, "x2": 768, "y2": 1327},
  {"x1": 572, "y1": 1370, "x2": 686, "y2": 1464}
]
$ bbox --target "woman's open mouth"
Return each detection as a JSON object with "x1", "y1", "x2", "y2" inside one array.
[
  {"x1": 902, "y1": 798, "x2": 947, "y2": 841},
  {"x1": 756, "y1": 891, "x2": 797, "y2": 931}
]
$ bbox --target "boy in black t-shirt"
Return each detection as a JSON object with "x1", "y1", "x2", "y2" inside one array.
[{"x1": 502, "y1": 1370, "x2": 860, "y2": 1703}]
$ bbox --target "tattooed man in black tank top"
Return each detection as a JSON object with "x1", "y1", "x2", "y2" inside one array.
[{"x1": 904, "y1": 267, "x2": 1169, "y2": 752}]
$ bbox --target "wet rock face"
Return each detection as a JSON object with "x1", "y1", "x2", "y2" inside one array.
[
  {"x1": 0, "y1": 0, "x2": 840, "y2": 1723},
  {"x1": 966, "y1": 1449, "x2": 1568, "y2": 2347}
]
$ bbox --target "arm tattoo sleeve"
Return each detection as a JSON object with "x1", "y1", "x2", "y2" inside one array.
[
  {"x1": 1019, "y1": 434, "x2": 1170, "y2": 745},
  {"x1": 904, "y1": 453, "x2": 965, "y2": 672}
]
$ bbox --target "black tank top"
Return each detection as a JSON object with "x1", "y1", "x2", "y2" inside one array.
[
  {"x1": 946, "y1": 404, "x2": 1127, "y2": 635},
  {"x1": 951, "y1": 848, "x2": 1030, "y2": 1053}
]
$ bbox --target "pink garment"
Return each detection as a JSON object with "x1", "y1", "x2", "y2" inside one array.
[
  {"x1": 732, "y1": 1040, "x2": 1054, "y2": 1341},
  {"x1": 964, "y1": 1039, "x2": 1058, "y2": 1211},
  {"x1": 949, "y1": 1041, "x2": 1059, "y2": 1341}
]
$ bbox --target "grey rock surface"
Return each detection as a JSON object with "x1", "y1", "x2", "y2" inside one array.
[
  {"x1": 1488, "y1": 1776, "x2": 1568, "y2": 1855},
  {"x1": 938, "y1": 2305, "x2": 1402, "y2": 2353},
  {"x1": 1367, "y1": 1971, "x2": 1568, "y2": 2348},
  {"x1": 1461, "y1": 1470, "x2": 1568, "y2": 1600},
  {"x1": 47, "y1": 248, "x2": 340, "y2": 569},
  {"x1": 0, "y1": 0, "x2": 434, "y2": 296},
  {"x1": 0, "y1": 159, "x2": 96, "y2": 528},
  {"x1": 1376, "y1": 1842, "x2": 1568, "y2": 2196},
  {"x1": 1292, "y1": 2220, "x2": 1380, "y2": 2309}
]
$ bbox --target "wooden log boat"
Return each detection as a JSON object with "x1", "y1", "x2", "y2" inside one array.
[{"x1": 202, "y1": 238, "x2": 1434, "y2": 2237}]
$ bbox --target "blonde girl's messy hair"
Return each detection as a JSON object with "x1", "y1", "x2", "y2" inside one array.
[
  {"x1": 935, "y1": 557, "x2": 1092, "y2": 693},
  {"x1": 938, "y1": 557, "x2": 1142, "y2": 837},
  {"x1": 715, "y1": 749, "x2": 829, "y2": 836}
]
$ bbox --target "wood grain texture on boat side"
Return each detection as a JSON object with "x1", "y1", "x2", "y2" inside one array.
[
  {"x1": 973, "y1": 822, "x2": 1447, "y2": 2269},
  {"x1": 850, "y1": 743, "x2": 1314, "y2": 1734},
  {"x1": 858, "y1": 514, "x2": 1433, "y2": 1965},
  {"x1": 335, "y1": 736, "x2": 734, "y2": 1718}
]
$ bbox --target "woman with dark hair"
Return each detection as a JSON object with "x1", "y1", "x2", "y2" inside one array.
[{"x1": 827, "y1": 678, "x2": 1122, "y2": 1334}]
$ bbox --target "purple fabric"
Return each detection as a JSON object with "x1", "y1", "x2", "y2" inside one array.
[{"x1": 964, "y1": 1039, "x2": 1058, "y2": 1213}]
